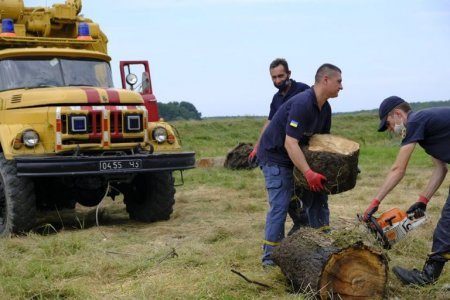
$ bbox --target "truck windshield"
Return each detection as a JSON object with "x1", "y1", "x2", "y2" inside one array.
[{"x1": 0, "y1": 57, "x2": 114, "y2": 91}]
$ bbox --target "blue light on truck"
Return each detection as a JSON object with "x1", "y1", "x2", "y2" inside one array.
[
  {"x1": 1, "y1": 19, "x2": 16, "y2": 37},
  {"x1": 77, "y1": 22, "x2": 92, "y2": 40}
]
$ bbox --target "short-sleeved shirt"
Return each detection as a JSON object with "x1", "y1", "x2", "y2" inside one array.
[
  {"x1": 268, "y1": 79, "x2": 310, "y2": 120},
  {"x1": 257, "y1": 87, "x2": 332, "y2": 167},
  {"x1": 401, "y1": 107, "x2": 450, "y2": 164}
]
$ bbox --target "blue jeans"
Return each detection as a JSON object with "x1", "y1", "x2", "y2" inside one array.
[
  {"x1": 301, "y1": 189, "x2": 329, "y2": 229},
  {"x1": 261, "y1": 163, "x2": 293, "y2": 263}
]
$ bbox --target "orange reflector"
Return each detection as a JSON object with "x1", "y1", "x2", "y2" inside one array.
[{"x1": 167, "y1": 134, "x2": 176, "y2": 144}]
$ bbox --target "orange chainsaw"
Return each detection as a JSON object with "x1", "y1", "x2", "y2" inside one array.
[{"x1": 359, "y1": 207, "x2": 428, "y2": 249}]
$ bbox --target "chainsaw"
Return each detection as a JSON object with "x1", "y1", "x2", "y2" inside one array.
[{"x1": 359, "y1": 207, "x2": 428, "y2": 249}]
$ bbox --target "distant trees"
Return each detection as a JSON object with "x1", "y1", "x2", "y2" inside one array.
[
  {"x1": 157, "y1": 101, "x2": 202, "y2": 121},
  {"x1": 409, "y1": 100, "x2": 450, "y2": 111}
]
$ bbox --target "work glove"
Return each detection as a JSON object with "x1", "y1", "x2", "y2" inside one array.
[
  {"x1": 362, "y1": 198, "x2": 380, "y2": 222},
  {"x1": 248, "y1": 147, "x2": 257, "y2": 163},
  {"x1": 407, "y1": 195, "x2": 429, "y2": 218},
  {"x1": 304, "y1": 169, "x2": 327, "y2": 192}
]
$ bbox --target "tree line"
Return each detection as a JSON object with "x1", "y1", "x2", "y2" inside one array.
[{"x1": 157, "y1": 101, "x2": 202, "y2": 121}]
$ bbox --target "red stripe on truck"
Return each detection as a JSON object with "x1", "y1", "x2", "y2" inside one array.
[
  {"x1": 81, "y1": 88, "x2": 101, "y2": 103},
  {"x1": 106, "y1": 89, "x2": 120, "y2": 103}
]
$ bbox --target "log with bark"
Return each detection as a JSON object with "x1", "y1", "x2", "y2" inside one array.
[
  {"x1": 294, "y1": 134, "x2": 360, "y2": 194},
  {"x1": 223, "y1": 143, "x2": 258, "y2": 170},
  {"x1": 272, "y1": 228, "x2": 388, "y2": 299}
]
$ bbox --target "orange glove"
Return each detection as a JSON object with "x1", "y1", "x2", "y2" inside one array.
[
  {"x1": 304, "y1": 169, "x2": 327, "y2": 192},
  {"x1": 248, "y1": 147, "x2": 257, "y2": 162},
  {"x1": 363, "y1": 198, "x2": 380, "y2": 222}
]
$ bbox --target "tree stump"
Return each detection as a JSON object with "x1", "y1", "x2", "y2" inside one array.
[
  {"x1": 272, "y1": 228, "x2": 387, "y2": 299},
  {"x1": 223, "y1": 143, "x2": 258, "y2": 170},
  {"x1": 294, "y1": 134, "x2": 360, "y2": 194}
]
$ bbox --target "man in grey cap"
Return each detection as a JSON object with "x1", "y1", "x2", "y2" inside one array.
[{"x1": 362, "y1": 96, "x2": 450, "y2": 285}]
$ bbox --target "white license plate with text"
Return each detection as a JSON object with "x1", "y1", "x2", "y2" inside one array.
[{"x1": 99, "y1": 159, "x2": 142, "y2": 171}]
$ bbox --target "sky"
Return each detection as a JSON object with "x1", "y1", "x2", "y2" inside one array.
[{"x1": 27, "y1": 0, "x2": 450, "y2": 117}]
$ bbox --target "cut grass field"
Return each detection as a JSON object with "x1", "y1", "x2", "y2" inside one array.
[{"x1": 1, "y1": 114, "x2": 450, "y2": 299}]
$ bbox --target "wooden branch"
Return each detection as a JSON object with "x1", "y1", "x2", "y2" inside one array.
[{"x1": 231, "y1": 269, "x2": 272, "y2": 289}]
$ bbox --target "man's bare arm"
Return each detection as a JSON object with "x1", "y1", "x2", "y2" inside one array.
[
  {"x1": 375, "y1": 143, "x2": 416, "y2": 202},
  {"x1": 284, "y1": 135, "x2": 310, "y2": 173}
]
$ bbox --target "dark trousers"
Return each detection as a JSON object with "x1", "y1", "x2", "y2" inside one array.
[{"x1": 431, "y1": 187, "x2": 450, "y2": 261}]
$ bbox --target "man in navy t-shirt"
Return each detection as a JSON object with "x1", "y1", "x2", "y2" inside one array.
[
  {"x1": 249, "y1": 58, "x2": 310, "y2": 235},
  {"x1": 363, "y1": 96, "x2": 450, "y2": 285},
  {"x1": 257, "y1": 63, "x2": 343, "y2": 267},
  {"x1": 249, "y1": 58, "x2": 310, "y2": 159}
]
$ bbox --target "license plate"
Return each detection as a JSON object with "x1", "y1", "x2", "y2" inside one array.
[{"x1": 99, "y1": 159, "x2": 142, "y2": 171}]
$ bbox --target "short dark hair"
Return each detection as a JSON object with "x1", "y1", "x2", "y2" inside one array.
[
  {"x1": 315, "y1": 63, "x2": 341, "y2": 83},
  {"x1": 395, "y1": 102, "x2": 412, "y2": 113},
  {"x1": 270, "y1": 58, "x2": 289, "y2": 73}
]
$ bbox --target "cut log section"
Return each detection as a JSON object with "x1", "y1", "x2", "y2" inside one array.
[
  {"x1": 272, "y1": 228, "x2": 387, "y2": 299},
  {"x1": 294, "y1": 134, "x2": 360, "y2": 194},
  {"x1": 224, "y1": 143, "x2": 258, "y2": 170}
]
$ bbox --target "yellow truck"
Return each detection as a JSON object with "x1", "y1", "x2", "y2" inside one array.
[{"x1": 0, "y1": 0, "x2": 195, "y2": 236}]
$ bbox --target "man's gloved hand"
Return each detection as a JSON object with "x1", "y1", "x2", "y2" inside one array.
[
  {"x1": 248, "y1": 147, "x2": 257, "y2": 163},
  {"x1": 304, "y1": 169, "x2": 327, "y2": 192},
  {"x1": 363, "y1": 198, "x2": 380, "y2": 222},
  {"x1": 407, "y1": 195, "x2": 429, "y2": 218}
]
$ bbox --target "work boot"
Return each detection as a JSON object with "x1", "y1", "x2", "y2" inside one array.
[
  {"x1": 392, "y1": 259, "x2": 445, "y2": 285},
  {"x1": 287, "y1": 223, "x2": 301, "y2": 236}
]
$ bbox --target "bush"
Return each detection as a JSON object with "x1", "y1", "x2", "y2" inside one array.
[{"x1": 157, "y1": 101, "x2": 202, "y2": 121}]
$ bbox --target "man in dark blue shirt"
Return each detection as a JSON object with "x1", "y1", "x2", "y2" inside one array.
[
  {"x1": 363, "y1": 96, "x2": 450, "y2": 285},
  {"x1": 257, "y1": 63, "x2": 343, "y2": 267},
  {"x1": 249, "y1": 58, "x2": 310, "y2": 235},
  {"x1": 249, "y1": 58, "x2": 310, "y2": 160}
]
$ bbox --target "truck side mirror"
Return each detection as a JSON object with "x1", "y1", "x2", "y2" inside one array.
[{"x1": 141, "y1": 71, "x2": 150, "y2": 94}]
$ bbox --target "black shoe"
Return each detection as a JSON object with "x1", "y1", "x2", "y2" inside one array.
[
  {"x1": 287, "y1": 224, "x2": 301, "y2": 236},
  {"x1": 393, "y1": 259, "x2": 445, "y2": 286}
]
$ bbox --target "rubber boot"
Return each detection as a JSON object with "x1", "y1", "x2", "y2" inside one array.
[{"x1": 392, "y1": 259, "x2": 445, "y2": 285}]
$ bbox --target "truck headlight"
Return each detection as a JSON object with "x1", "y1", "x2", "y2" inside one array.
[
  {"x1": 152, "y1": 127, "x2": 167, "y2": 143},
  {"x1": 23, "y1": 130, "x2": 39, "y2": 147}
]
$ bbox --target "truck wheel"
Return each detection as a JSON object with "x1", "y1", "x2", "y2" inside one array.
[
  {"x1": 0, "y1": 154, "x2": 36, "y2": 237},
  {"x1": 124, "y1": 172, "x2": 175, "y2": 222}
]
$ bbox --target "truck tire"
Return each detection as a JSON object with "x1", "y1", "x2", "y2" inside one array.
[
  {"x1": 0, "y1": 154, "x2": 36, "y2": 237},
  {"x1": 124, "y1": 172, "x2": 175, "y2": 222}
]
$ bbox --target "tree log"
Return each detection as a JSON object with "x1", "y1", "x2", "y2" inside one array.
[
  {"x1": 294, "y1": 134, "x2": 360, "y2": 194},
  {"x1": 224, "y1": 143, "x2": 258, "y2": 170},
  {"x1": 272, "y1": 228, "x2": 387, "y2": 299}
]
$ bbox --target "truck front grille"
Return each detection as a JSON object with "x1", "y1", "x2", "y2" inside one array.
[{"x1": 58, "y1": 107, "x2": 146, "y2": 146}]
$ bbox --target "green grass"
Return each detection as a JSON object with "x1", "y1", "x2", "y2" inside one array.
[
  {"x1": 1, "y1": 113, "x2": 449, "y2": 299},
  {"x1": 173, "y1": 117, "x2": 264, "y2": 157}
]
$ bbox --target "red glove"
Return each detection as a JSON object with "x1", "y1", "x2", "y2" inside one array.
[
  {"x1": 362, "y1": 198, "x2": 380, "y2": 222},
  {"x1": 248, "y1": 147, "x2": 257, "y2": 162},
  {"x1": 304, "y1": 169, "x2": 327, "y2": 192}
]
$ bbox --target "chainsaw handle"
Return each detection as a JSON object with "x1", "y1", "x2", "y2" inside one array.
[
  {"x1": 369, "y1": 216, "x2": 383, "y2": 234},
  {"x1": 368, "y1": 215, "x2": 392, "y2": 249},
  {"x1": 407, "y1": 211, "x2": 427, "y2": 220},
  {"x1": 385, "y1": 216, "x2": 395, "y2": 226}
]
